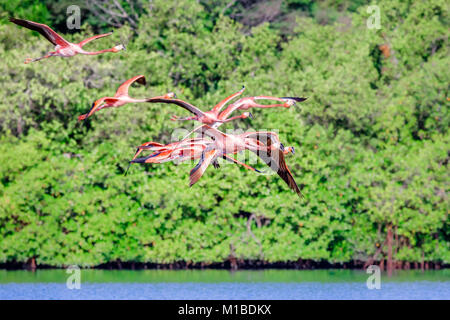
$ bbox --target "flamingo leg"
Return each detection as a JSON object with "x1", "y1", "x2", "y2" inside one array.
[
  {"x1": 223, "y1": 155, "x2": 261, "y2": 173},
  {"x1": 24, "y1": 53, "x2": 53, "y2": 64},
  {"x1": 170, "y1": 115, "x2": 196, "y2": 121},
  {"x1": 221, "y1": 113, "x2": 253, "y2": 123},
  {"x1": 252, "y1": 103, "x2": 288, "y2": 109}
]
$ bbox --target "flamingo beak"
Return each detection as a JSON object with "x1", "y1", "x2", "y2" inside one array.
[
  {"x1": 248, "y1": 112, "x2": 253, "y2": 119},
  {"x1": 291, "y1": 147, "x2": 295, "y2": 155},
  {"x1": 279, "y1": 143, "x2": 285, "y2": 152}
]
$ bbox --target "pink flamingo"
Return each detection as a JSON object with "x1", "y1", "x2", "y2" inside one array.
[
  {"x1": 9, "y1": 18, "x2": 124, "y2": 64},
  {"x1": 188, "y1": 126, "x2": 302, "y2": 197},
  {"x1": 147, "y1": 86, "x2": 252, "y2": 125},
  {"x1": 78, "y1": 75, "x2": 173, "y2": 121},
  {"x1": 129, "y1": 137, "x2": 260, "y2": 172},
  {"x1": 216, "y1": 96, "x2": 307, "y2": 125},
  {"x1": 164, "y1": 87, "x2": 307, "y2": 148}
]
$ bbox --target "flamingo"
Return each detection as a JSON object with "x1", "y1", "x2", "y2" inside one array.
[
  {"x1": 146, "y1": 86, "x2": 253, "y2": 125},
  {"x1": 124, "y1": 138, "x2": 210, "y2": 175},
  {"x1": 163, "y1": 87, "x2": 307, "y2": 149},
  {"x1": 9, "y1": 18, "x2": 124, "y2": 64},
  {"x1": 130, "y1": 138, "x2": 209, "y2": 162},
  {"x1": 78, "y1": 76, "x2": 172, "y2": 121},
  {"x1": 216, "y1": 96, "x2": 307, "y2": 125},
  {"x1": 188, "y1": 126, "x2": 302, "y2": 197},
  {"x1": 150, "y1": 86, "x2": 306, "y2": 126},
  {"x1": 129, "y1": 137, "x2": 261, "y2": 173}
]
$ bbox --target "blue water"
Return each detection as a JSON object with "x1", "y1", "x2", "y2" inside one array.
[
  {"x1": 1, "y1": 269, "x2": 449, "y2": 300},
  {"x1": 1, "y1": 282, "x2": 449, "y2": 300}
]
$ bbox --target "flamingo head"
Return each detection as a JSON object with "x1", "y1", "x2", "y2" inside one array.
[
  {"x1": 112, "y1": 44, "x2": 125, "y2": 52},
  {"x1": 283, "y1": 146, "x2": 295, "y2": 155},
  {"x1": 164, "y1": 92, "x2": 176, "y2": 99},
  {"x1": 242, "y1": 112, "x2": 253, "y2": 119},
  {"x1": 281, "y1": 97, "x2": 307, "y2": 107},
  {"x1": 282, "y1": 99, "x2": 296, "y2": 108}
]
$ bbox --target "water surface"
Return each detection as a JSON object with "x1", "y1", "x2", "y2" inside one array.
[{"x1": 0, "y1": 269, "x2": 448, "y2": 300}]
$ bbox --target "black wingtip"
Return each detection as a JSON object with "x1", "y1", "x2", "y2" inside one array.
[
  {"x1": 281, "y1": 97, "x2": 308, "y2": 102},
  {"x1": 130, "y1": 158, "x2": 145, "y2": 164},
  {"x1": 131, "y1": 151, "x2": 162, "y2": 164}
]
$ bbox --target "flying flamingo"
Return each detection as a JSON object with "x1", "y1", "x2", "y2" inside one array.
[
  {"x1": 130, "y1": 138, "x2": 209, "y2": 162},
  {"x1": 188, "y1": 126, "x2": 302, "y2": 197},
  {"x1": 160, "y1": 87, "x2": 306, "y2": 149},
  {"x1": 149, "y1": 86, "x2": 306, "y2": 126},
  {"x1": 128, "y1": 137, "x2": 261, "y2": 173},
  {"x1": 9, "y1": 18, "x2": 124, "y2": 64},
  {"x1": 215, "y1": 96, "x2": 307, "y2": 126},
  {"x1": 146, "y1": 86, "x2": 253, "y2": 125},
  {"x1": 78, "y1": 75, "x2": 173, "y2": 121}
]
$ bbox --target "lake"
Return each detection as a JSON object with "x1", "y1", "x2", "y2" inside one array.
[{"x1": 0, "y1": 269, "x2": 449, "y2": 300}]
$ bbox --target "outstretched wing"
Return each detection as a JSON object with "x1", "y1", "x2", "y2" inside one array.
[
  {"x1": 147, "y1": 97, "x2": 205, "y2": 118},
  {"x1": 189, "y1": 149, "x2": 219, "y2": 187},
  {"x1": 211, "y1": 86, "x2": 245, "y2": 114},
  {"x1": 251, "y1": 134, "x2": 303, "y2": 197},
  {"x1": 9, "y1": 18, "x2": 69, "y2": 46},
  {"x1": 78, "y1": 32, "x2": 113, "y2": 47},
  {"x1": 115, "y1": 75, "x2": 146, "y2": 97}
]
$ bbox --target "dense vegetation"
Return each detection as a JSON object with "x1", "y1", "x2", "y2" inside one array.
[{"x1": 0, "y1": 0, "x2": 448, "y2": 269}]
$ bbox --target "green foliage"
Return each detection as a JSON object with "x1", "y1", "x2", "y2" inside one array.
[{"x1": 0, "y1": 0, "x2": 448, "y2": 267}]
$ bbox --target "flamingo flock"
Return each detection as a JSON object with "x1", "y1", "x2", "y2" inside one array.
[{"x1": 11, "y1": 18, "x2": 307, "y2": 198}]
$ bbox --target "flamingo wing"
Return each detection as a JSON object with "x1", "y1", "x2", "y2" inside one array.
[
  {"x1": 78, "y1": 32, "x2": 113, "y2": 47},
  {"x1": 114, "y1": 75, "x2": 146, "y2": 97},
  {"x1": 131, "y1": 150, "x2": 172, "y2": 164},
  {"x1": 189, "y1": 148, "x2": 219, "y2": 187},
  {"x1": 217, "y1": 99, "x2": 248, "y2": 121},
  {"x1": 146, "y1": 97, "x2": 205, "y2": 118},
  {"x1": 251, "y1": 134, "x2": 303, "y2": 197},
  {"x1": 9, "y1": 18, "x2": 69, "y2": 46},
  {"x1": 211, "y1": 86, "x2": 246, "y2": 114}
]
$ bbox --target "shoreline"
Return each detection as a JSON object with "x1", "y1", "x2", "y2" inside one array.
[{"x1": 1, "y1": 259, "x2": 447, "y2": 271}]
